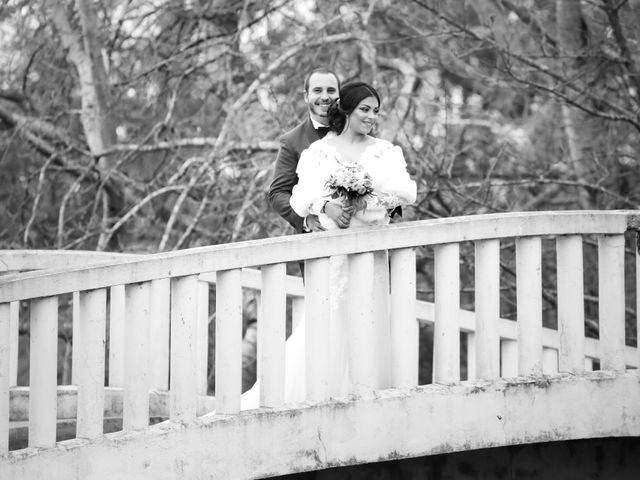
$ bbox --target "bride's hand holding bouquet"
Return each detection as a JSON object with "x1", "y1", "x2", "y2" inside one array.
[{"x1": 324, "y1": 200, "x2": 356, "y2": 229}]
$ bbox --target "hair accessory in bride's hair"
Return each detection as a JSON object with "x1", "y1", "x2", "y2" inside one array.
[{"x1": 335, "y1": 98, "x2": 347, "y2": 115}]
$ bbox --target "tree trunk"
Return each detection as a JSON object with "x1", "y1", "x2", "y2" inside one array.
[
  {"x1": 46, "y1": 0, "x2": 117, "y2": 249},
  {"x1": 74, "y1": 0, "x2": 116, "y2": 154},
  {"x1": 556, "y1": 0, "x2": 592, "y2": 208}
]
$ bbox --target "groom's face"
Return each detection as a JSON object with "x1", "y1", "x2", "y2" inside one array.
[{"x1": 304, "y1": 73, "x2": 339, "y2": 125}]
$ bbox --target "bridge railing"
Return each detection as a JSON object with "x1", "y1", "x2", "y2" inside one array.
[{"x1": 1, "y1": 211, "x2": 639, "y2": 456}]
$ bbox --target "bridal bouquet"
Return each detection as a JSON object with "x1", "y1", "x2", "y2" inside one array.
[{"x1": 325, "y1": 163, "x2": 374, "y2": 213}]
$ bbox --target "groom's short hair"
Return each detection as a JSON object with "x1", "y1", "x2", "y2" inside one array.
[{"x1": 303, "y1": 68, "x2": 341, "y2": 93}]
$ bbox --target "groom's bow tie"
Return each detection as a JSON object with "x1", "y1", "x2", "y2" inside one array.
[{"x1": 317, "y1": 126, "x2": 330, "y2": 138}]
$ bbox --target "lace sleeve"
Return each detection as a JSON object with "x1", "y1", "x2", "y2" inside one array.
[{"x1": 290, "y1": 144, "x2": 330, "y2": 217}]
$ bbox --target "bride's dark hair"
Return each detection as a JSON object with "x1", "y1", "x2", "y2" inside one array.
[{"x1": 327, "y1": 82, "x2": 381, "y2": 134}]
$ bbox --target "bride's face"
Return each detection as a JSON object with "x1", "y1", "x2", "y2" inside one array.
[{"x1": 348, "y1": 96, "x2": 379, "y2": 135}]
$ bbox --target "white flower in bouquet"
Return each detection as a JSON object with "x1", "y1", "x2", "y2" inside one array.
[{"x1": 325, "y1": 163, "x2": 374, "y2": 213}]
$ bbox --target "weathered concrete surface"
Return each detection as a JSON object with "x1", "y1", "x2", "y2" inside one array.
[{"x1": 2, "y1": 371, "x2": 639, "y2": 480}]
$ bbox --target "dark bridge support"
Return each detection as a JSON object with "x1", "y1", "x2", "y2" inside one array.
[{"x1": 284, "y1": 437, "x2": 640, "y2": 480}]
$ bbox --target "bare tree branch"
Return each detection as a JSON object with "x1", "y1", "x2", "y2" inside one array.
[
  {"x1": 378, "y1": 56, "x2": 418, "y2": 140},
  {"x1": 462, "y1": 177, "x2": 637, "y2": 207},
  {"x1": 102, "y1": 185, "x2": 186, "y2": 248},
  {"x1": 57, "y1": 164, "x2": 93, "y2": 248},
  {"x1": 602, "y1": 0, "x2": 640, "y2": 101},
  {"x1": 173, "y1": 182, "x2": 215, "y2": 250},
  {"x1": 214, "y1": 31, "x2": 359, "y2": 150},
  {"x1": 230, "y1": 169, "x2": 264, "y2": 242},
  {"x1": 97, "y1": 138, "x2": 279, "y2": 155},
  {"x1": 23, "y1": 152, "x2": 61, "y2": 245},
  {"x1": 409, "y1": 0, "x2": 640, "y2": 131},
  {"x1": 158, "y1": 161, "x2": 211, "y2": 251},
  {"x1": 490, "y1": 0, "x2": 557, "y2": 48}
]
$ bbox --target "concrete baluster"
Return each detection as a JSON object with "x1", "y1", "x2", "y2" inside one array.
[
  {"x1": 9, "y1": 301, "x2": 18, "y2": 387},
  {"x1": 29, "y1": 296, "x2": 58, "y2": 448},
  {"x1": 433, "y1": 243, "x2": 460, "y2": 383},
  {"x1": 196, "y1": 281, "x2": 209, "y2": 397},
  {"x1": 0, "y1": 302, "x2": 9, "y2": 454},
  {"x1": 291, "y1": 297, "x2": 304, "y2": 333},
  {"x1": 466, "y1": 333, "x2": 476, "y2": 381},
  {"x1": 373, "y1": 251, "x2": 392, "y2": 388},
  {"x1": 76, "y1": 288, "x2": 107, "y2": 438},
  {"x1": 260, "y1": 263, "x2": 286, "y2": 408},
  {"x1": 170, "y1": 275, "x2": 199, "y2": 422},
  {"x1": 215, "y1": 269, "x2": 243, "y2": 414},
  {"x1": 542, "y1": 347, "x2": 559, "y2": 374},
  {"x1": 150, "y1": 278, "x2": 170, "y2": 390},
  {"x1": 304, "y1": 258, "x2": 330, "y2": 402},
  {"x1": 556, "y1": 235, "x2": 585, "y2": 373},
  {"x1": 108, "y1": 285, "x2": 125, "y2": 387},
  {"x1": 475, "y1": 239, "x2": 501, "y2": 380},
  {"x1": 598, "y1": 234, "x2": 626, "y2": 371},
  {"x1": 500, "y1": 339, "x2": 518, "y2": 377},
  {"x1": 124, "y1": 282, "x2": 150, "y2": 430},
  {"x1": 390, "y1": 247, "x2": 418, "y2": 388},
  {"x1": 637, "y1": 232, "x2": 640, "y2": 371},
  {"x1": 348, "y1": 252, "x2": 377, "y2": 394},
  {"x1": 584, "y1": 357, "x2": 595, "y2": 371},
  {"x1": 516, "y1": 236, "x2": 543, "y2": 376},
  {"x1": 71, "y1": 291, "x2": 80, "y2": 385}
]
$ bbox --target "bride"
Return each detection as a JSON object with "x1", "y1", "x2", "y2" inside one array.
[{"x1": 242, "y1": 82, "x2": 416, "y2": 408}]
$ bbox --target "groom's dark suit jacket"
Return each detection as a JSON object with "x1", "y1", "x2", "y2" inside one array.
[{"x1": 268, "y1": 117, "x2": 322, "y2": 233}]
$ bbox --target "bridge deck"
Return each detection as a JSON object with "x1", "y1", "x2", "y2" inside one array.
[
  {"x1": 4, "y1": 371, "x2": 640, "y2": 479},
  {"x1": 2, "y1": 211, "x2": 640, "y2": 478}
]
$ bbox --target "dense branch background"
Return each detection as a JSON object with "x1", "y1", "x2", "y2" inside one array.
[
  {"x1": 2, "y1": 0, "x2": 639, "y2": 250},
  {"x1": 1, "y1": 0, "x2": 639, "y2": 384}
]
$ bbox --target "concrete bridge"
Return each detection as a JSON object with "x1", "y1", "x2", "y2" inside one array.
[{"x1": 1, "y1": 211, "x2": 639, "y2": 479}]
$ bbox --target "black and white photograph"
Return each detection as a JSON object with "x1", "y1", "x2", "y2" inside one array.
[{"x1": 1, "y1": 1, "x2": 640, "y2": 478}]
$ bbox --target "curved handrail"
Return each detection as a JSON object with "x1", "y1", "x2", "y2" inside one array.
[
  {"x1": 0, "y1": 250, "x2": 139, "y2": 272},
  {"x1": 1, "y1": 236, "x2": 637, "y2": 369},
  {"x1": 0, "y1": 210, "x2": 637, "y2": 302}
]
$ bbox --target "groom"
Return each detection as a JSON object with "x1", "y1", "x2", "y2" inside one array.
[
  {"x1": 242, "y1": 69, "x2": 341, "y2": 391},
  {"x1": 268, "y1": 67, "x2": 341, "y2": 233}
]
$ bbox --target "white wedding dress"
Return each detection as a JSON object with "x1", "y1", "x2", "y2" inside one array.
[{"x1": 241, "y1": 135, "x2": 417, "y2": 409}]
